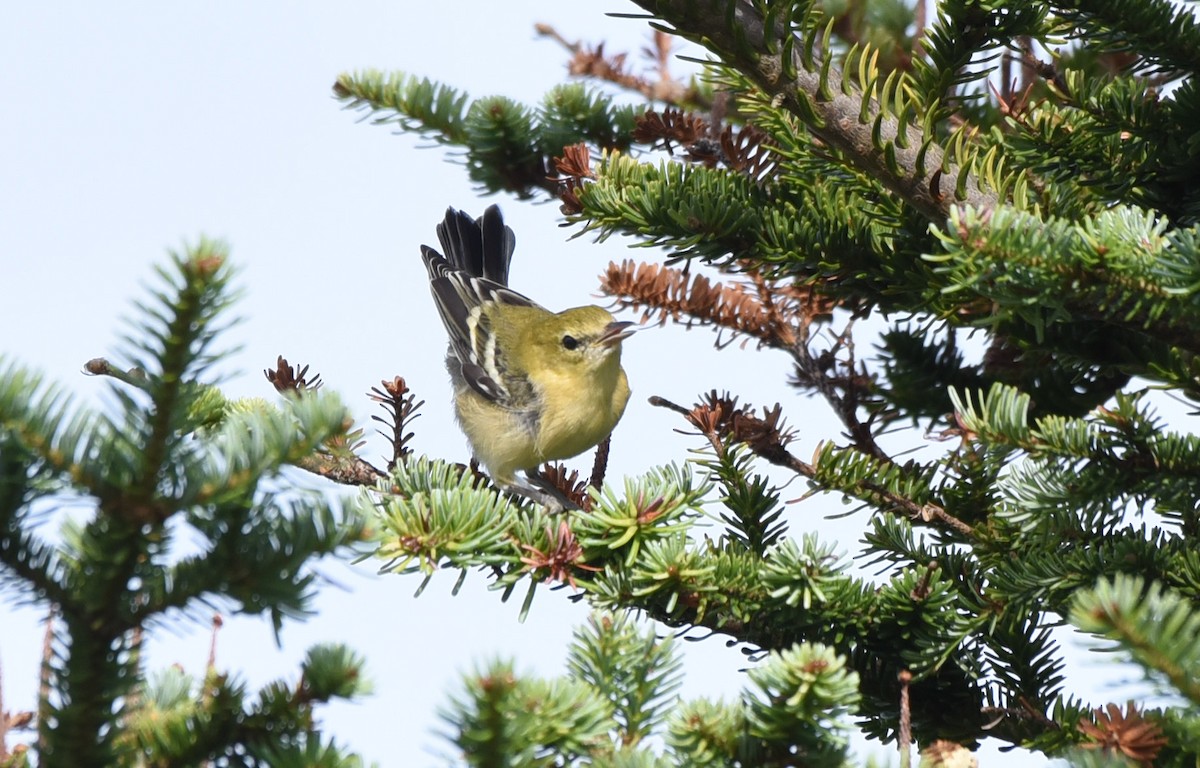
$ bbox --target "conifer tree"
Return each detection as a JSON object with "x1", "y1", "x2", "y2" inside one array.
[
  {"x1": 327, "y1": 0, "x2": 1200, "y2": 765},
  {"x1": 0, "y1": 246, "x2": 371, "y2": 767},
  {"x1": 6, "y1": 0, "x2": 1200, "y2": 765}
]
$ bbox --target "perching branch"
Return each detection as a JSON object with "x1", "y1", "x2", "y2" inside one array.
[{"x1": 266, "y1": 357, "x2": 387, "y2": 486}]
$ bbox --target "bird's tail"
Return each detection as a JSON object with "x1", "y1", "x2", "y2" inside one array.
[{"x1": 433, "y1": 205, "x2": 515, "y2": 286}]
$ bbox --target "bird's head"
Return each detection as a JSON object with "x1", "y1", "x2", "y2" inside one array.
[{"x1": 526, "y1": 305, "x2": 636, "y2": 378}]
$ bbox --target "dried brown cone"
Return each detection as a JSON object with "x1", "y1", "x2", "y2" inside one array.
[
  {"x1": 1078, "y1": 702, "x2": 1168, "y2": 767},
  {"x1": 730, "y1": 402, "x2": 796, "y2": 461},
  {"x1": 265, "y1": 356, "x2": 323, "y2": 395},
  {"x1": 632, "y1": 109, "x2": 781, "y2": 183},
  {"x1": 718, "y1": 124, "x2": 780, "y2": 181},
  {"x1": 519, "y1": 519, "x2": 599, "y2": 589},
  {"x1": 553, "y1": 142, "x2": 594, "y2": 181},
  {"x1": 537, "y1": 462, "x2": 590, "y2": 510},
  {"x1": 4, "y1": 710, "x2": 34, "y2": 732},
  {"x1": 641, "y1": 29, "x2": 681, "y2": 100},
  {"x1": 684, "y1": 391, "x2": 796, "y2": 457},
  {"x1": 684, "y1": 391, "x2": 744, "y2": 440},
  {"x1": 633, "y1": 108, "x2": 709, "y2": 151},
  {"x1": 552, "y1": 143, "x2": 594, "y2": 215}
]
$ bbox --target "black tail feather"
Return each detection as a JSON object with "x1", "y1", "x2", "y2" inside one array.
[{"x1": 433, "y1": 205, "x2": 515, "y2": 286}]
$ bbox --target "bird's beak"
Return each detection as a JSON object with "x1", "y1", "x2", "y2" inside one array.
[{"x1": 599, "y1": 321, "x2": 637, "y2": 348}]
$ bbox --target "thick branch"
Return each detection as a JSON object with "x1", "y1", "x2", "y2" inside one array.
[
  {"x1": 296, "y1": 452, "x2": 385, "y2": 486},
  {"x1": 628, "y1": 0, "x2": 999, "y2": 220}
]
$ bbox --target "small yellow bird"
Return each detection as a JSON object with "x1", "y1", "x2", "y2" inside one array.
[{"x1": 421, "y1": 206, "x2": 635, "y2": 508}]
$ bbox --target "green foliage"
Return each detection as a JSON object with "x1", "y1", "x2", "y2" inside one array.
[
  {"x1": 443, "y1": 612, "x2": 860, "y2": 767},
  {"x1": 1049, "y1": 0, "x2": 1200, "y2": 77},
  {"x1": 334, "y1": 71, "x2": 638, "y2": 197},
  {"x1": 700, "y1": 442, "x2": 788, "y2": 555},
  {"x1": 0, "y1": 246, "x2": 370, "y2": 766},
  {"x1": 115, "y1": 646, "x2": 370, "y2": 768},
  {"x1": 1071, "y1": 574, "x2": 1200, "y2": 705},
  {"x1": 567, "y1": 613, "x2": 684, "y2": 746},
  {"x1": 745, "y1": 643, "x2": 860, "y2": 766},
  {"x1": 338, "y1": 0, "x2": 1200, "y2": 764}
]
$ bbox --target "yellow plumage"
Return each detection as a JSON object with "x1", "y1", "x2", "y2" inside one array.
[{"x1": 420, "y1": 206, "x2": 634, "y2": 507}]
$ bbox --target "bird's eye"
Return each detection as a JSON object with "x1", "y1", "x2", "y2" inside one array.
[{"x1": 561, "y1": 335, "x2": 579, "y2": 350}]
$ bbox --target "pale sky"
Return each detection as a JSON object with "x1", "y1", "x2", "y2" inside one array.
[{"x1": 0, "y1": 3, "x2": 1149, "y2": 765}]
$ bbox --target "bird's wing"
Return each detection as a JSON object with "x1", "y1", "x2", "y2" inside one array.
[{"x1": 421, "y1": 206, "x2": 544, "y2": 404}]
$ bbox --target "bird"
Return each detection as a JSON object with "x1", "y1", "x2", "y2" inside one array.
[{"x1": 420, "y1": 205, "x2": 635, "y2": 509}]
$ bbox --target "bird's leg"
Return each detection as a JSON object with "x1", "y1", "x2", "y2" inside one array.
[{"x1": 501, "y1": 472, "x2": 579, "y2": 514}]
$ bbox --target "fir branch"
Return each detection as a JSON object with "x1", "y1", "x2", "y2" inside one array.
[
  {"x1": 134, "y1": 495, "x2": 367, "y2": 629},
  {"x1": 898, "y1": 669, "x2": 913, "y2": 766},
  {"x1": 599, "y1": 260, "x2": 832, "y2": 349},
  {"x1": 37, "y1": 611, "x2": 51, "y2": 758},
  {"x1": 914, "y1": 0, "x2": 1044, "y2": 115},
  {"x1": 628, "y1": 0, "x2": 999, "y2": 220},
  {"x1": 1004, "y1": 68, "x2": 1193, "y2": 221},
  {"x1": 1050, "y1": 0, "x2": 1200, "y2": 78},
  {"x1": 116, "y1": 648, "x2": 368, "y2": 766},
  {"x1": 983, "y1": 615, "x2": 1068, "y2": 721},
  {"x1": 29, "y1": 246, "x2": 239, "y2": 763},
  {"x1": 373, "y1": 457, "x2": 523, "y2": 576},
  {"x1": 573, "y1": 465, "x2": 707, "y2": 569},
  {"x1": 293, "y1": 443, "x2": 385, "y2": 487},
  {"x1": 13, "y1": 248, "x2": 377, "y2": 765},
  {"x1": 950, "y1": 384, "x2": 1200, "y2": 528},
  {"x1": 124, "y1": 246, "x2": 235, "y2": 512},
  {"x1": 573, "y1": 613, "x2": 684, "y2": 748},
  {"x1": 651, "y1": 393, "x2": 975, "y2": 537},
  {"x1": 446, "y1": 661, "x2": 617, "y2": 762},
  {"x1": 933, "y1": 205, "x2": 1200, "y2": 372},
  {"x1": 702, "y1": 442, "x2": 788, "y2": 556},
  {"x1": 261, "y1": 359, "x2": 386, "y2": 486},
  {"x1": 311, "y1": 434, "x2": 380, "y2": 490},
  {"x1": 1070, "y1": 575, "x2": 1200, "y2": 705},
  {"x1": 0, "y1": 415, "x2": 69, "y2": 607},
  {"x1": 82, "y1": 357, "x2": 149, "y2": 391},
  {"x1": 332, "y1": 71, "x2": 469, "y2": 143},
  {"x1": 788, "y1": 320, "x2": 888, "y2": 461},
  {"x1": 519, "y1": 519, "x2": 597, "y2": 589},
  {"x1": 335, "y1": 71, "x2": 641, "y2": 198},
  {"x1": 744, "y1": 643, "x2": 860, "y2": 761}
]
